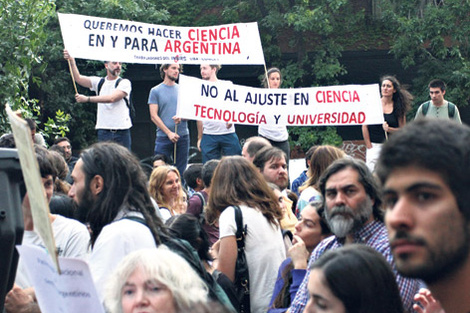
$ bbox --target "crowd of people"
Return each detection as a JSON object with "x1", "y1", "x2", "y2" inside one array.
[{"x1": 1, "y1": 53, "x2": 468, "y2": 313}]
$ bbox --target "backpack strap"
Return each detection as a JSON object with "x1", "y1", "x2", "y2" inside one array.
[
  {"x1": 422, "y1": 101, "x2": 430, "y2": 116},
  {"x1": 233, "y1": 205, "x2": 246, "y2": 249},
  {"x1": 121, "y1": 215, "x2": 147, "y2": 225},
  {"x1": 97, "y1": 77, "x2": 106, "y2": 96},
  {"x1": 448, "y1": 102, "x2": 456, "y2": 118},
  {"x1": 97, "y1": 77, "x2": 130, "y2": 109}
]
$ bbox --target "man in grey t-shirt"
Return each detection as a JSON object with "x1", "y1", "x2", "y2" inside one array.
[{"x1": 148, "y1": 64, "x2": 189, "y2": 177}]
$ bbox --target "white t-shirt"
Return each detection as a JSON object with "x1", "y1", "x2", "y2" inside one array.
[
  {"x1": 297, "y1": 186, "x2": 322, "y2": 214},
  {"x1": 258, "y1": 124, "x2": 289, "y2": 142},
  {"x1": 15, "y1": 215, "x2": 90, "y2": 288},
  {"x1": 89, "y1": 210, "x2": 157, "y2": 301},
  {"x1": 202, "y1": 80, "x2": 236, "y2": 135},
  {"x1": 219, "y1": 205, "x2": 286, "y2": 313},
  {"x1": 90, "y1": 76, "x2": 132, "y2": 130}
]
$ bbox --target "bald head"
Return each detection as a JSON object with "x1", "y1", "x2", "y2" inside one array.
[{"x1": 242, "y1": 136, "x2": 272, "y2": 162}]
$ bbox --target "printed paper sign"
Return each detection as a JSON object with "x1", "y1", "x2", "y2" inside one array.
[
  {"x1": 177, "y1": 75, "x2": 384, "y2": 126},
  {"x1": 6, "y1": 105, "x2": 59, "y2": 273},
  {"x1": 58, "y1": 13, "x2": 265, "y2": 65},
  {"x1": 17, "y1": 245, "x2": 104, "y2": 313}
]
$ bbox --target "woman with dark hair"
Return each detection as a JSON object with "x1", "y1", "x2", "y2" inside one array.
[
  {"x1": 362, "y1": 75, "x2": 412, "y2": 172},
  {"x1": 305, "y1": 244, "x2": 404, "y2": 313},
  {"x1": 297, "y1": 146, "x2": 345, "y2": 216},
  {"x1": 148, "y1": 165, "x2": 184, "y2": 221},
  {"x1": 166, "y1": 214, "x2": 239, "y2": 310},
  {"x1": 258, "y1": 67, "x2": 290, "y2": 163},
  {"x1": 207, "y1": 156, "x2": 286, "y2": 313},
  {"x1": 268, "y1": 202, "x2": 331, "y2": 313}
]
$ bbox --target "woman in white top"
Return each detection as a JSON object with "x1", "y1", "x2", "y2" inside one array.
[
  {"x1": 207, "y1": 156, "x2": 286, "y2": 313},
  {"x1": 297, "y1": 145, "x2": 345, "y2": 216},
  {"x1": 149, "y1": 165, "x2": 184, "y2": 221},
  {"x1": 258, "y1": 68, "x2": 290, "y2": 163}
]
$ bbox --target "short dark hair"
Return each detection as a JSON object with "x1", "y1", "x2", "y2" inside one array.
[
  {"x1": 53, "y1": 137, "x2": 71, "y2": 145},
  {"x1": 25, "y1": 118, "x2": 36, "y2": 131},
  {"x1": 201, "y1": 159, "x2": 219, "y2": 187},
  {"x1": 159, "y1": 63, "x2": 182, "y2": 80},
  {"x1": 166, "y1": 214, "x2": 212, "y2": 262},
  {"x1": 310, "y1": 244, "x2": 404, "y2": 313},
  {"x1": 319, "y1": 158, "x2": 383, "y2": 221},
  {"x1": 305, "y1": 145, "x2": 318, "y2": 168},
  {"x1": 376, "y1": 119, "x2": 470, "y2": 220},
  {"x1": 252, "y1": 146, "x2": 286, "y2": 170},
  {"x1": 35, "y1": 145, "x2": 57, "y2": 179},
  {"x1": 428, "y1": 79, "x2": 446, "y2": 92},
  {"x1": 183, "y1": 163, "x2": 203, "y2": 189},
  {"x1": 152, "y1": 153, "x2": 170, "y2": 165}
]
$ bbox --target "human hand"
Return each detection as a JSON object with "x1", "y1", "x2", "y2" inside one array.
[
  {"x1": 288, "y1": 235, "x2": 309, "y2": 269},
  {"x1": 226, "y1": 123, "x2": 232, "y2": 129},
  {"x1": 168, "y1": 132, "x2": 180, "y2": 143},
  {"x1": 75, "y1": 94, "x2": 89, "y2": 103},
  {"x1": 63, "y1": 49, "x2": 74, "y2": 62},
  {"x1": 5, "y1": 286, "x2": 39, "y2": 313},
  {"x1": 172, "y1": 116, "x2": 181, "y2": 124},
  {"x1": 197, "y1": 138, "x2": 202, "y2": 151},
  {"x1": 382, "y1": 122, "x2": 389, "y2": 132},
  {"x1": 413, "y1": 288, "x2": 445, "y2": 313}
]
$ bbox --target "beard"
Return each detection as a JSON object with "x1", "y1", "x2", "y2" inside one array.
[
  {"x1": 391, "y1": 226, "x2": 470, "y2": 284},
  {"x1": 73, "y1": 187, "x2": 95, "y2": 224},
  {"x1": 325, "y1": 197, "x2": 373, "y2": 238}
]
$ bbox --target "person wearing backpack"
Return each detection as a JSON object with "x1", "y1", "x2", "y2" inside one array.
[
  {"x1": 63, "y1": 49, "x2": 133, "y2": 150},
  {"x1": 187, "y1": 160, "x2": 220, "y2": 245},
  {"x1": 415, "y1": 79, "x2": 462, "y2": 123}
]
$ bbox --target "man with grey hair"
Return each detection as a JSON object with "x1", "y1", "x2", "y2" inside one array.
[
  {"x1": 148, "y1": 63, "x2": 189, "y2": 177},
  {"x1": 288, "y1": 158, "x2": 420, "y2": 313}
]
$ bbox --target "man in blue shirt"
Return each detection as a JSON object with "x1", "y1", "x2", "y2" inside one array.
[{"x1": 148, "y1": 64, "x2": 189, "y2": 177}]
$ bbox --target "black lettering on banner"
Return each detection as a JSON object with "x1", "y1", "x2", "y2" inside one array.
[{"x1": 201, "y1": 84, "x2": 218, "y2": 98}]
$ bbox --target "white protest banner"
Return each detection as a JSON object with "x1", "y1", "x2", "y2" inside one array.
[
  {"x1": 17, "y1": 245, "x2": 105, "y2": 313},
  {"x1": 58, "y1": 13, "x2": 265, "y2": 65},
  {"x1": 6, "y1": 105, "x2": 60, "y2": 273},
  {"x1": 177, "y1": 75, "x2": 384, "y2": 126}
]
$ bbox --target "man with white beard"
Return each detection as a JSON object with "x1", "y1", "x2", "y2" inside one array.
[{"x1": 288, "y1": 158, "x2": 420, "y2": 313}]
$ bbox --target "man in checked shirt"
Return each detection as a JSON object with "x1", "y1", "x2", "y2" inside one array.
[{"x1": 288, "y1": 158, "x2": 420, "y2": 313}]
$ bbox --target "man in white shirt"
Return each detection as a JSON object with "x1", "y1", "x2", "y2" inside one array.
[
  {"x1": 63, "y1": 49, "x2": 133, "y2": 150},
  {"x1": 197, "y1": 64, "x2": 241, "y2": 163}
]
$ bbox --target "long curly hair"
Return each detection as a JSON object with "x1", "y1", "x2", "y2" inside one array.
[{"x1": 380, "y1": 75, "x2": 413, "y2": 121}]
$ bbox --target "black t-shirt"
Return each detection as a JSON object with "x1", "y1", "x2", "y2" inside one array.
[{"x1": 368, "y1": 112, "x2": 399, "y2": 143}]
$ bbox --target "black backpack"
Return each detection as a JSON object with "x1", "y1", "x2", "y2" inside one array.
[{"x1": 97, "y1": 77, "x2": 136, "y2": 121}]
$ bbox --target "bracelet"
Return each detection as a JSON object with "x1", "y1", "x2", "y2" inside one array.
[{"x1": 88, "y1": 96, "x2": 91, "y2": 102}]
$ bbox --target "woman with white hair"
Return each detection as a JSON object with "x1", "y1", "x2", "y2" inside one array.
[{"x1": 105, "y1": 247, "x2": 208, "y2": 313}]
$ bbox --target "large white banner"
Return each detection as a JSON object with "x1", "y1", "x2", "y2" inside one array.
[
  {"x1": 58, "y1": 13, "x2": 265, "y2": 65},
  {"x1": 177, "y1": 75, "x2": 384, "y2": 126}
]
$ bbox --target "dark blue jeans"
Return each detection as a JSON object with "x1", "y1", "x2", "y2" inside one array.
[
  {"x1": 200, "y1": 133, "x2": 241, "y2": 163},
  {"x1": 97, "y1": 129, "x2": 131, "y2": 151},
  {"x1": 154, "y1": 134, "x2": 189, "y2": 178}
]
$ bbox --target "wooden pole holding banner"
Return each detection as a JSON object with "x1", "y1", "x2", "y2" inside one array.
[
  {"x1": 67, "y1": 59, "x2": 79, "y2": 94},
  {"x1": 263, "y1": 63, "x2": 270, "y2": 89},
  {"x1": 174, "y1": 124, "x2": 178, "y2": 165}
]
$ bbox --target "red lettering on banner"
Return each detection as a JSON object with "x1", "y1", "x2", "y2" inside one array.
[
  {"x1": 164, "y1": 40, "x2": 240, "y2": 55},
  {"x1": 287, "y1": 112, "x2": 366, "y2": 125},
  {"x1": 315, "y1": 90, "x2": 361, "y2": 103}
]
